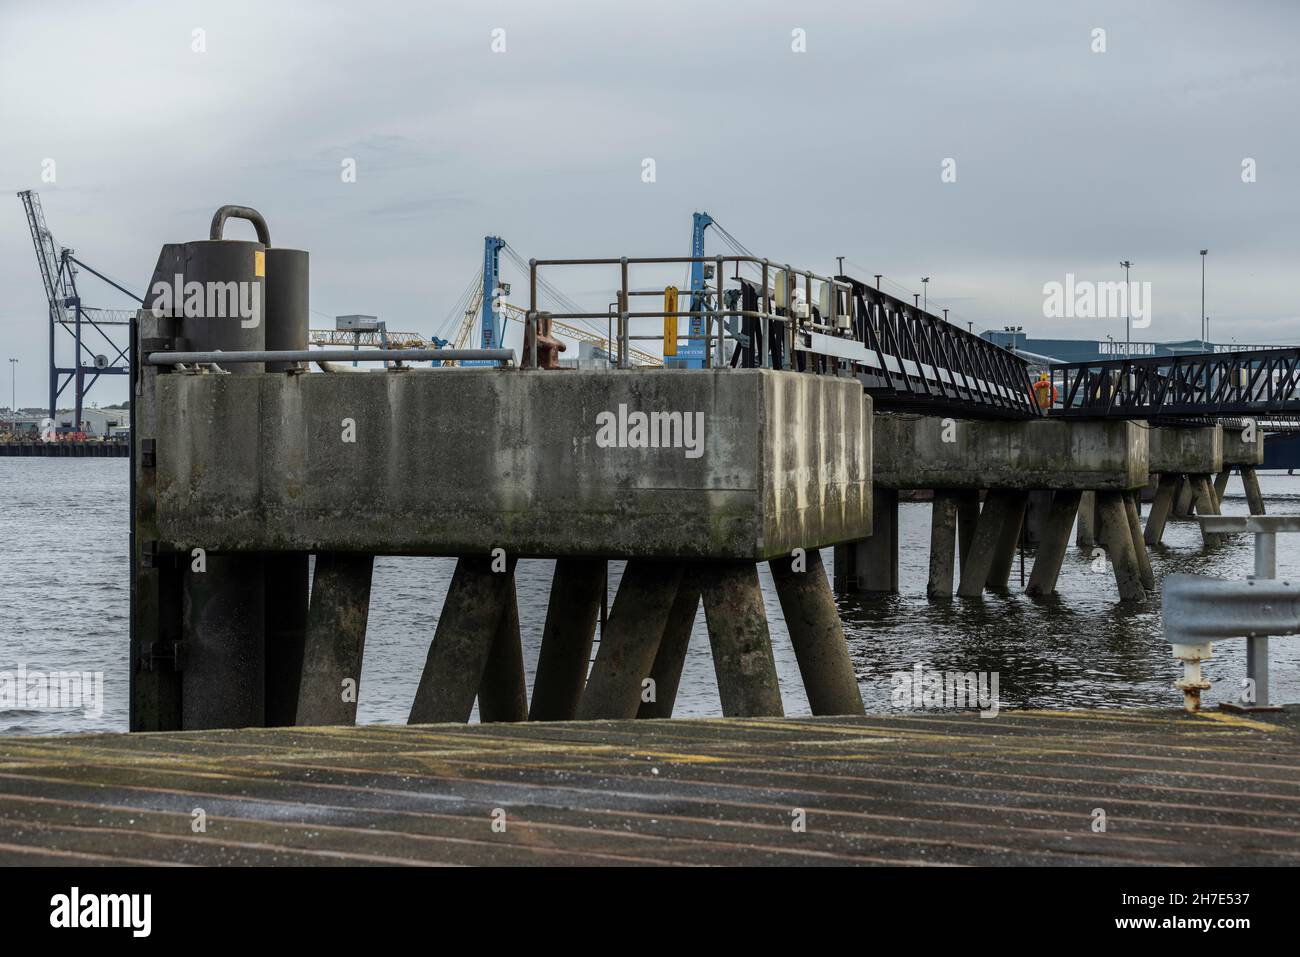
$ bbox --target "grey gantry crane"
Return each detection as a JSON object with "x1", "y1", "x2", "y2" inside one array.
[{"x1": 17, "y1": 190, "x2": 141, "y2": 426}]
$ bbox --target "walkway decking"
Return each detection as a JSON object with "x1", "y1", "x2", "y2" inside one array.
[{"x1": 0, "y1": 709, "x2": 1297, "y2": 866}]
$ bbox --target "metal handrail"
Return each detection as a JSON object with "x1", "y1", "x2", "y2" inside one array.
[
  {"x1": 1050, "y1": 348, "x2": 1300, "y2": 418},
  {"x1": 1166, "y1": 516, "x2": 1300, "y2": 712},
  {"x1": 528, "y1": 254, "x2": 852, "y2": 371}
]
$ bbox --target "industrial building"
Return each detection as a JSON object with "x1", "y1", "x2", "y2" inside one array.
[{"x1": 981, "y1": 328, "x2": 1289, "y2": 364}]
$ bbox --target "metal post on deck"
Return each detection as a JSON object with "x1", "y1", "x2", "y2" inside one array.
[
  {"x1": 761, "y1": 260, "x2": 770, "y2": 369},
  {"x1": 717, "y1": 254, "x2": 728, "y2": 369},
  {"x1": 1252, "y1": 529, "x2": 1276, "y2": 706},
  {"x1": 525, "y1": 312, "x2": 538, "y2": 370},
  {"x1": 1164, "y1": 571, "x2": 1300, "y2": 712},
  {"x1": 1192, "y1": 514, "x2": 1300, "y2": 710},
  {"x1": 619, "y1": 257, "x2": 630, "y2": 369},
  {"x1": 784, "y1": 264, "x2": 794, "y2": 366}
]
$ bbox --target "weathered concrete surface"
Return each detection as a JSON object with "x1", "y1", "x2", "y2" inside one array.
[
  {"x1": 182, "y1": 555, "x2": 265, "y2": 730},
  {"x1": 1146, "y1": 424, "x2": 1223, "y2": 475},
  {"x1": 769, "y1": 551, "x2": 864, "y2": 716},
  {"x1": 408, "y1": 557, "x2": 517, "y2": 725},
  {"x1": 577, "y1": 561, "x2": 684, "y2": 720},
  {"x1": 529, "y1": 559, "x2": 606, "y2": 722},
  {"x1": 1144, "y1": 476, "x2": 1178, "y2": 546},
  {"x1": 1098, "y1": 492, "x2": 1145, "y2": 602},
  {"x1": 154, "y1": 369, "x2": 871, "y2": 560},
  {"x1": 294, "y1": 553, "x2": 374, "y2": 727},
  {"x1": 1025, "y1": 490, "x2": 1081, "y2": 597},
  {"x1": 956, "y1": 490, "x2": 1025, "y2": 597},
  {"x1": 2, "y1": 710, "x2": 1297, "y2": 866},
  {"x1": 476, "y1": 577, "x2": 529, "y2": 723},
  {"x1": 1222, "y1": 427, "x2": 1265, "y2": 466},
  {"x1": 872, "y1": 415, "x2": 1148, "y2": 490},
  {"x1": 927, "y1": 492, "x2": 959, "y2": 598},
  {"x1": 1077, "y1": 490, "x2": 1098, "y2": 546},
  {"x1": 698, "y1": 563, "x2": 785, "y2": 718},
  {"x1": 1124, "y1": 493, "x2": 1155, "y2": 591},
  {"x1": 636, "y1": 580, "x2": 701, "y2": 720},
  {"x1": 1243, "y1": 466, "x2": 1267, "y2": 515}
]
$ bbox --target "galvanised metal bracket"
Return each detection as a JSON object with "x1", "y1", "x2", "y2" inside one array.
[
  {"x1": 1162, "y1": 572, "x2": 1300, "y2": 712},
  {"x1": 1198, "y1": 514, "x2": 1300, "y2": 710}
]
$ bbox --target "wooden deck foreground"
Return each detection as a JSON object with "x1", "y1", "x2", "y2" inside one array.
[{"x1": 0, "y1": 708, "x2": 1297, "y2": 866}]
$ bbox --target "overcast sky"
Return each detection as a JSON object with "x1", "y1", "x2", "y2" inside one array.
[{"x1": 1, "y1": 0, "x2": 1297, "y2": 407}]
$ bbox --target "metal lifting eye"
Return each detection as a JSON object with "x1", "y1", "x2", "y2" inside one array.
[{"x1": 209, "y1": 205, "x2": 271, "y2": 247}]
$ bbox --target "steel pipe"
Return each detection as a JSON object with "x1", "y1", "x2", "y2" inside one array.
[{"x1": 145, "y1": 348, "x2": 515, "y2": 366}]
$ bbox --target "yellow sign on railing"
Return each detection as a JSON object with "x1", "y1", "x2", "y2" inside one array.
[{"x1": 663, "y1": 285, "x2": 679, "y2": 357}]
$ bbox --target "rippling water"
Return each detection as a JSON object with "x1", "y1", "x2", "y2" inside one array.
[{"x1": 2, "y1": 458, "x2": 1298, "y2": 734}]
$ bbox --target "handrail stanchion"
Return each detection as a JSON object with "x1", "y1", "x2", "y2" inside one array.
[
  {"x1": 1193, "y1": 515, "x2": 1300, "y2": 710},
  {"x1": 619, "y1": 258, "x2": 629, "y2": 370},
  {"x1": 761, "y1": 260, "x2": 770, "y2": 370},
  {"x1": 1251, "y1": 527, "x2": 1277, "y2": 706},
  {"x1": 525, "y1": 312, "x2": 538, "y2": 370},
  {"x1": 714, "y1": 255, "x2": 724, "y2": 368}
]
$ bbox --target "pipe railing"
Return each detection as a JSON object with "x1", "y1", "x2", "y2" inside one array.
[{"x1": 528, "y1": 255, "x2": 852, "y2": 370}]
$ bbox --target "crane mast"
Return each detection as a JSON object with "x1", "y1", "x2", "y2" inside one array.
[
  {"x1": 678, "y1": 211, "x2": 713, "y2": 369},
  {"x1": 16, "y1": 190, "x2": 140, "y2": 424}
]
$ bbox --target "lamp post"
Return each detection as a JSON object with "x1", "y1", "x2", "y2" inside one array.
[
  {"x1": 921, "y1": 277, "x2": 930, "y2": 313},
  {"x1": 1200, "y1": 249, "x2": 1208, "y2": 346},
  {"x1": 7, "y1": 358, "x2": 15, "y2": 430},
  {"x1": 1119, "y1": 260, "x2": 1133, "y2": 357}
]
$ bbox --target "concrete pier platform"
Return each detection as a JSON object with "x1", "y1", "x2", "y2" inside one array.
[
  {"x1": 1147, "y1": 424, "x2": 1223, "y2": 477},
  {"x1": 872, "y1": 415, "x2": 1148, "y2": 490},
  {"x1": 152, "y1": 368, "x2": 870, "y2": 561},
  {"x1": 0, "y1": 709, "x2": 1296, "y2": 866}
]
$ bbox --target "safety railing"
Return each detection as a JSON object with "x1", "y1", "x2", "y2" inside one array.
[
  {"x1": 1049, "y1": 348, "x2": 1300, "y2": 418},
  {"x1": 526, "y1": 255, "x2": 1039, "y2": 418},
  {"x1": 840, "y1": 278, "x2": 1039, "y2": 417},
  {"x1": 526, "y1": 255, "x2": 852, "y2": 372},
  {"x1": 1163, "y1": 513, "x2": 1300, "y2": 713}
]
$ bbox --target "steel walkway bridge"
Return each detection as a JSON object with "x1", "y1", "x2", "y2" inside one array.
[
  {"x1": 834, "y1": 277, "x2": 1037, "y2": 418},
  {"x1": 1046, "y1": 348, "x2": 1300, "y2": 420}
]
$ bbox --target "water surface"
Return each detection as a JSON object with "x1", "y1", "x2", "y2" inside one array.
[{"x1": 2, "y1": 458, "x2": 1296, "y2": 733}]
